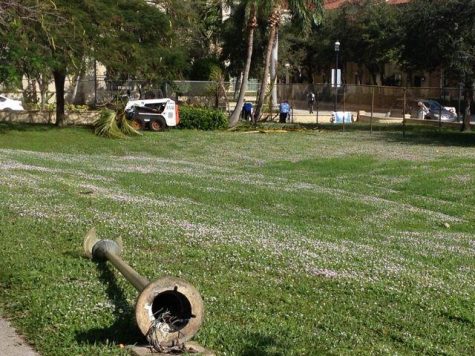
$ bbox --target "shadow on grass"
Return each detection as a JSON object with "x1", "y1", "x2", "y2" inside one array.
[
  {"x1": 286, "y1": 122, "x2": 475, "y2": 147},
  {"x1": 239, "y1": 333, "x2": 282, "y2": 356},
  {"x1": 338, "y1": 123, "x2": 475, "y2": 147},
  {"x1": 375, "y1": 129, "x2": 475, "y2": 147},
  {"x1": 75, "y1": 262, "x2": 143, "y2": 347},
  {"x1": 239, "y1": 331, "x2": 324, "y2": 356}
]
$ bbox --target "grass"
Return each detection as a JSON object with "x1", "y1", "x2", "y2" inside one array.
[{"x1": 0, "y1": 123, "x2": 474, "y2": 355}]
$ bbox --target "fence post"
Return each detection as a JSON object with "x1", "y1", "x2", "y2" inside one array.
[
  {"x1": 439, "y1": 87, "x2": 442, "y2": 131},
  {"x1": 342, "y1": 86, "x2": 345, "y2": 131},
  {"x1": 316, "y1": 91, "x2": 319, "y2": 125},
  {"x1": 458, "y1": 82, "x2": 462, "y2": 121},
  {"x1": 402, "y1": 88, "x2": 407, "y2": 137},
  {"x1": 370, "y1": 86, "x2": 374, "y2": 134}
]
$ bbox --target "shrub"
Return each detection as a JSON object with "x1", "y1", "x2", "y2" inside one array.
[{"x1": 178, "y1": 105, "x2": 228, "y2": 130}]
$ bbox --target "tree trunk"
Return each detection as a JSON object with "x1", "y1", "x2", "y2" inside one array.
[
  {"x1": 378, "y1": 64, "x2": 385, "y2": 86},
  {"x1": 233, "y1": 72, "x2": 242, "y2": 100},
  {"x1": 229, "y1": 6, "x2": 257, "y2": 127},
  {"x1": 270, "y1": 31, "x2": 278, "y2": 113},
  {"x1": 370, "y1": 71, "x2": 377, "y2": 86},
  {"x1": 461, "y1": 81, "x2": 472, "y2": 132},
  {"x1": 254, "y1": 10, "x2": 280, "y2": 122},
  {"x1": 70, "y1": 73, "x2": 81, "y2": 104},
  {"x1": 38, "y1": 74, "x2": 49, "y2": 111},
  {"x1": 357, "y1": 64, "x2": 364, "y2": 85},
  {"x1": 53, "y1": 69, "x2": 66, "y2": 127}
]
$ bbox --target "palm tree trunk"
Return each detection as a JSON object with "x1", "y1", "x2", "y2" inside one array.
[
  {"x1": 229, "y1": 6, "x2": 257, "y2": 127},
  {"x1": 270, "y1": 31, "x2": 278, "y2": 113},
  {"x1": 254, "y1": 8, "x2": 280, "y2": 121}
]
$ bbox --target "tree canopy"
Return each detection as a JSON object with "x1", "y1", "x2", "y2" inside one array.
[
  {"x1": 0, "y1": 0, "x2": 474, "y2": 127},
  {"x1": 0, "y1": 0, "x2": 188, "y2": 124},
  {"x1": 400, "y1": 0, "x2": 475, "y2": 80}
]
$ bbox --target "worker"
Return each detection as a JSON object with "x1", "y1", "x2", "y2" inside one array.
[
  {"x1": 243, "y1": 102, "x2": 253, "y2": 121},
  {"x1": 279, "y1": 100, "x2": 290, "y2": 123}
]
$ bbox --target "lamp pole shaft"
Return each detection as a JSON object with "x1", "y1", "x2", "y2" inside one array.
[
  {"x1": 105, "y1": 250, "x2": 150, "y2": 292},
  {"x1": 334, "y1": 51, "x2": 339, "y2": 112}
]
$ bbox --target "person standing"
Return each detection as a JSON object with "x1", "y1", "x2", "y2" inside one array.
[
  {"x1": 307, "y1": 91, "x2": 315, "y2": 114},
  {"x1": 417, "y1": 101, "x2": 429, "y2": 119},
  {"x1": 279, "y1": 100, "x2": 290, "y2": 123}
]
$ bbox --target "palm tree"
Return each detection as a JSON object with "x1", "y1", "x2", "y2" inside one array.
[
  {"x1": 229, "y1": 1, "x2": 258, "y2": 127},
  {"x1": 253, "y1": 0, "x2": 323, "y2": 121}
]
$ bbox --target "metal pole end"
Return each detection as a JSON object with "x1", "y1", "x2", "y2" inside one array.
[
  {"x1": 83, "y1": 228, "x2": 122, "y2": 260},
  {"x1": 83, "y1": 227, "x2": 99, "y2": 259},
  {"x1": 136, "y1": 277, "x2": 204, "y2": 351}
]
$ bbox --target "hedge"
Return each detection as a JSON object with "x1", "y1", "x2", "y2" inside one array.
[{"x1": 178, "y1": 105, "x2": 228, "y2": 130}]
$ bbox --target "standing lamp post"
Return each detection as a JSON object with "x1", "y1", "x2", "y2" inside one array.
[
  {"x1": 285, "y1": 62, "x2": 290, "y2": 100},
  {"x1": 334, "y1": 41, "x2": 340, "y2": 113},
  {"x1": 285, "y1": 62, "x2": 290, "y2": 84}
]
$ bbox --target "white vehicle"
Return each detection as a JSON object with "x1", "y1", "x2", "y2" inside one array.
[
  {"x1": 0, "y1": 95, "x2": 24, "y2": 111},
  {"x1": 125, "y1": 98, "x2": 180, "y2": 131}
]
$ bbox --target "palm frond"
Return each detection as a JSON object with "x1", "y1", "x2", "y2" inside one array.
[
  {"x1": 119, "y1": 113, "x2": 142, "y2": 137},
  {"x1": 94, "y1": 107, "x2": 142, "y2": 138},
  {"x1": 94, "y1": 109, "x2": 126, "y2": 139}
]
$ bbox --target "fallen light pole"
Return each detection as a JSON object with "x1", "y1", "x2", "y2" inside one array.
[{"x1": 83, "y1": 228, "x2": 204, "y2": 353}]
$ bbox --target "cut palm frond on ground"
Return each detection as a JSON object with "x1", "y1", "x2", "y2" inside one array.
[{"x1": 94, "y1": 108, "x2": 142, "y2": 138}]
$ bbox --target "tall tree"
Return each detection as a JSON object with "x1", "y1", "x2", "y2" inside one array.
[
  {"x1": 343, "y1": 0, "x2": 401, "y2": 85},
  {"x1": 228, "y1": 1, "x2": 258, "y2": 127},
  {"x1": 147, "y1": 0, "x2": 225, "y2": 69},
  {"x1": 0, "y1": 0, "x2": 57, "y2": 88},
  {"x1": 254, "y1": 0, "x2": 323, "y2": 121},
  {"x1": 0, "y1": 0, "x2": 182, "y2": 126}
]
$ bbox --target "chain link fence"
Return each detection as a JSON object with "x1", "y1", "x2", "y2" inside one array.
[
  {"x1": 272, "y1": 84, "x2": 466, "y2": 124},
  {"x1": 1, "y1": 78, "x2": 470, "y2": 127}
]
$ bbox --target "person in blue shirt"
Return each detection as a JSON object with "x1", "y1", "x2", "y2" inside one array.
[
  {"x1": 279, "y1": 100, "x2": 290, "y2": 123},
  {"x1": 243, "y1": 102, "x2": 253, "y2": 121}
]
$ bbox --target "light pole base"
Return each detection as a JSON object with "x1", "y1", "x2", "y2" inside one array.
[
  {"x1": 128, "y1": 341, "x2": 215, "y2": 355},
  {"x1": 136, "y1": 277, "x2": 204, "y2": 352}
]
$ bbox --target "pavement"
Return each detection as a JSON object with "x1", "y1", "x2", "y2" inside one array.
[
  {"x1": 290, "y1": 109, "x2": 334, "y2": 123},
  {"x1": 0, "y1": 317, "x2": 39, "y2": 356},
  {"x1": 288, "y1": 109, "x2": 475, "y2": 125}
]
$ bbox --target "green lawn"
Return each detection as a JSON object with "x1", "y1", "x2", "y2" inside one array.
[{"x1": 0, "y1": 123, "x2": 474, "y2": 355}]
